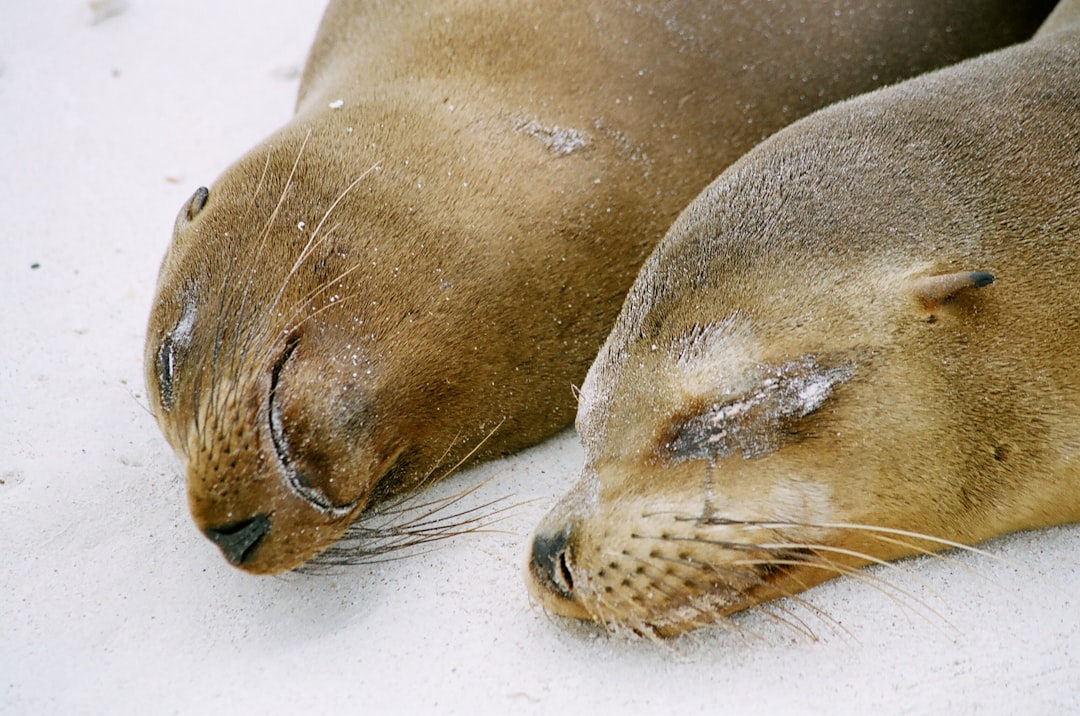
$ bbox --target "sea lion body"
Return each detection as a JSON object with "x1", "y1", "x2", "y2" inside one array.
[
  {"x1": 526, "y1": 6, "x2": 1080, "y2": 636},
  {"x1": 146, "y1": 0, "x2": 1056, "y2": 573}
]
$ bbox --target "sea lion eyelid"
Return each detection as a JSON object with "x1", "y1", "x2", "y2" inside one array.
[
  {"x1": 155, "y1": 334, "x2": 177, "y2": 412},
  {"x1": 664, "y1": 357, "x2": 854, "y2": 463},
  {"x1": 156, "y1": 295, "x2": 198, "y2": 412}
]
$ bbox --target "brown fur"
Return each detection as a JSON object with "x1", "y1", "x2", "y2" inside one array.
[
  {"x1": 146, "y1": 0, "x2": 1055, "y2": 573},
  {"x1": 526, "y1": 4, "x2": 1080, "y2": 636}
]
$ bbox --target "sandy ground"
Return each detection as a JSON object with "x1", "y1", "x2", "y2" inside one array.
[{"x1": 2, "y1": 2, "x2": 1079, "y2": 714}]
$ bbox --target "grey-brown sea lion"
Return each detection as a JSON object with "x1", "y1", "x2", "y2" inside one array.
[
  {"x1": 146, "y1": 0, "x2": 1057, "y2": 574},
  {"x1": 526, "y1": 4, "x2": 1080, "y2": 637}
]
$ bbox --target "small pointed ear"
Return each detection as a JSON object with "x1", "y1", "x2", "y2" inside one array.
[
  {"x1": 173, "y1": 186, "x2": 210, "y2": 235},
  {"x1": 909, "y1": 271, "x2": 994, "y2": 311}
]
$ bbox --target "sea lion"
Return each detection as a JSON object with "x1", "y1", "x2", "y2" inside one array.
[
  {"x1": 146, "y1": 0, "x2": 1057, "y2": 574},
  {"x1": 526, "y1": 4, "x2": 1080, "y2": 637}
]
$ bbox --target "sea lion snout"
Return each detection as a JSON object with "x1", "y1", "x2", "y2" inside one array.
[{"x1": 527, "y1": 516, "x2": 597, "y2": 623}]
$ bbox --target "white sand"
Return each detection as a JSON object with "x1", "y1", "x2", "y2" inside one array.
[{"x1": 2, "y1": 2, "x2": 1078, "y2": 713}]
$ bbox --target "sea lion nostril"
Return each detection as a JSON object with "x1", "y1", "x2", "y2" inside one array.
[
  {"x1": 204, "y1": 514, "x2": 271, "y2": 566},
  {"x1": 530, "y1": 526, "x2": 575, "y2": 601}
]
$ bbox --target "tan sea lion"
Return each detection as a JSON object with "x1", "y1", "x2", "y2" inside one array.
[
  {"x1": 526, "y1": 5, "x2": 1080, "y2": 637},
  {"x1": 146, "y1": 0, "x2": 1057, "y2": 574}
]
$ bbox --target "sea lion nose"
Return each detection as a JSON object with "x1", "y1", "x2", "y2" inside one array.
[
  {"x1": 204, "y1": 514, "x2": 271, "y2": 566},
  {"x1": 529, "y1": 525, "x2": 575, "y2": 601}
]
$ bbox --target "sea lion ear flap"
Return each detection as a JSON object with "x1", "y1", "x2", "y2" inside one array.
[
  {"x1": 173, "y1": 186, "x2": 210, "y2": 235},
  {"x1": 909, "y1": 270, "x2": 995, "y2": 311}
]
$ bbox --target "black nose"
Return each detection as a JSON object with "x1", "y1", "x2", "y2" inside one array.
[
  {"x1": 204, "y1": 514, "x2": 271, "y2": 566},
  {"x1": 530, "y1": 525, "x2": 575, "y2": 601}
]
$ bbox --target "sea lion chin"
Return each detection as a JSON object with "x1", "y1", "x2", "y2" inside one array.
[
  {"x1": 526, "y1": 6, "x2": 1080, "y2": 636},
  {"x1": 146, "y1": 0, "x2": 1057, "y2": 573}
]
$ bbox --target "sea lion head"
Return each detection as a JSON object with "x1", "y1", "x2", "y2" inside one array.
[
  {"x1": 524, "y1": 123, "x2": 1016, "y2": 635},
  {"x1": 146, "y1": 111, "x2": 524, "y2": 573}
]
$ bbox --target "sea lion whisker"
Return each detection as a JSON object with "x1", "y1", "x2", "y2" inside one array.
[
  {"x1": 616, "y1": 553, "x2": 768, "y2": 641},
  {"x1": 266, "y1": 163, "x2": 382, "y2": 322},
  {"x1": 347, "y1": 427, "x2": 493, "y2": 548},
  {"x1": 368, "y1": 439, "x2": 465, "y2": 515},
  {"x1": 296, "y1": 543, "x2": 445, "y2": 573},
  {"x1": 746, "y1": 601, "x2": 823, "y2": 643},
  {"x1": 642, "y1": 548, "x2": 762, "y2": 584},
  {"x1": 691, "y1": 553, "x2": 856, "y2": 643},
  {"x1": 244, "y1": 130, "x2": 313, "y2": 287},
  {"x1": 203, "y1": 254, "x2": 246, "y2": 436},
  {"x1": 240, "y1": 261, "x2": 369, "y2": 384},
  {"x1": 645, "y1": 549, "x2": 852, "y2": 642},
  {"x1": 756, "y1": 592, "x2": 857, "y2": 644},
  {"x1": 271, "y1": 260, "x2": 367, "y2": 332},
  {"x1": 354, "y1": 511, "x2": 500, "y2": 554},
  {"x1": 691, "y1": 517, "x2": 1024, "y2": 583},
  {"x1": 852, "y1": 531, "x2": 1011, "y2": 592},
  {"x1": 751, "y1": 541, "x2": 954, "y2": 606},
  {"x1": 230, "y1": 130, "x2": 314, "y2": 357},
  {"x1": 305, "y1": 163, "x2": 381, "y2": 245},
  {"x1": 355, "y1": 514, "x2": 496, "y2": 545},
  {"x1": 410, "y1": 431, "x2": 468, "y2": 494},
  {"x1": 369, "y1": 421, "x2": 507, "y2": 509},
  {"x1": 616, "y1": 566, "x2": 718, "y2": 632},
  {"x1": 750, "y1": 559, "x2": 861, "y2": 642},
  {"x1": 377, "y1": 487, "x2": 532, "y2": 531},
  {"x1": 735, "y1": 557, "x2": 912, "y2": 608},
  {"x1": 249, "y1": 251, "x2": 382, "y2": 374},
  {"x1": 645, "y1": 531, "x2": 944, "y2": 626},
  {"x1": 374, "y1": 495, "x2": 517, "y2": 534},
  {"x1": 258, "y1": 128, "x2": 312, "y2": 246},
  {"x1": 724, "y1": 559, "x2": 861, "y2": 645},
  {"x1": 747, "y1": 520, "x2": 1047, "y2": 590},
  {"x1": 243, "y1": 149, "x2": 273, "y2": 223},
  {"x1": 376, "y1": 419, "x2": 508, "y2": 518},
  {"x1": 586, "y1": 592, "x2": 631, "y2": 639},
  {"x1": 302, "y1": 525, "x2": 472, "y2": 568},
  {"x1": 580, "y1": 559, "x2": 734, "y2": 643},
  {"x1": 630, "y1": 532, "x2": 762, "y2": 553},
  {"x1": 371, "y1": 482, "x2": 477, "y2": 519},
  {"x1": 742, "y1": 521, "x2": 1006, "y2": 561},
  {"x1": 664, "y1": 563, "x2": 823, "y2": 641},
  {"x1": 364, "y1": 477, "x2": 524, "y2": 540},
  {"x1": 304, "y1": 485, "x2": 521, "y2": 570},
  {"x1": 734, "y1": 556, "x2": 957, "y2": 633},
  {"x1": 426, "y1": 419, "x2": 507, "y2": 486},
  {"x1": 256, "y1": 222, "x2": 354, "y2": 337}
]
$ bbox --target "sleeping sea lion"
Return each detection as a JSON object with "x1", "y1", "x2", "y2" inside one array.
[
  {"x1": 146, "y1": 0, "x2": 1056, "y2": 573},
  {"x1": 527, "y1": 3, "x2": 1080, "y2": 636}
]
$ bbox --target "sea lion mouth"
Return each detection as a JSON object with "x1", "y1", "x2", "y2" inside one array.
[
  {"x1": 527, "y1": 505, "x2": 835, "y2": 632},
  {"x1": 267, "y1": 335, "x2": 358, "y2": 517}
]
